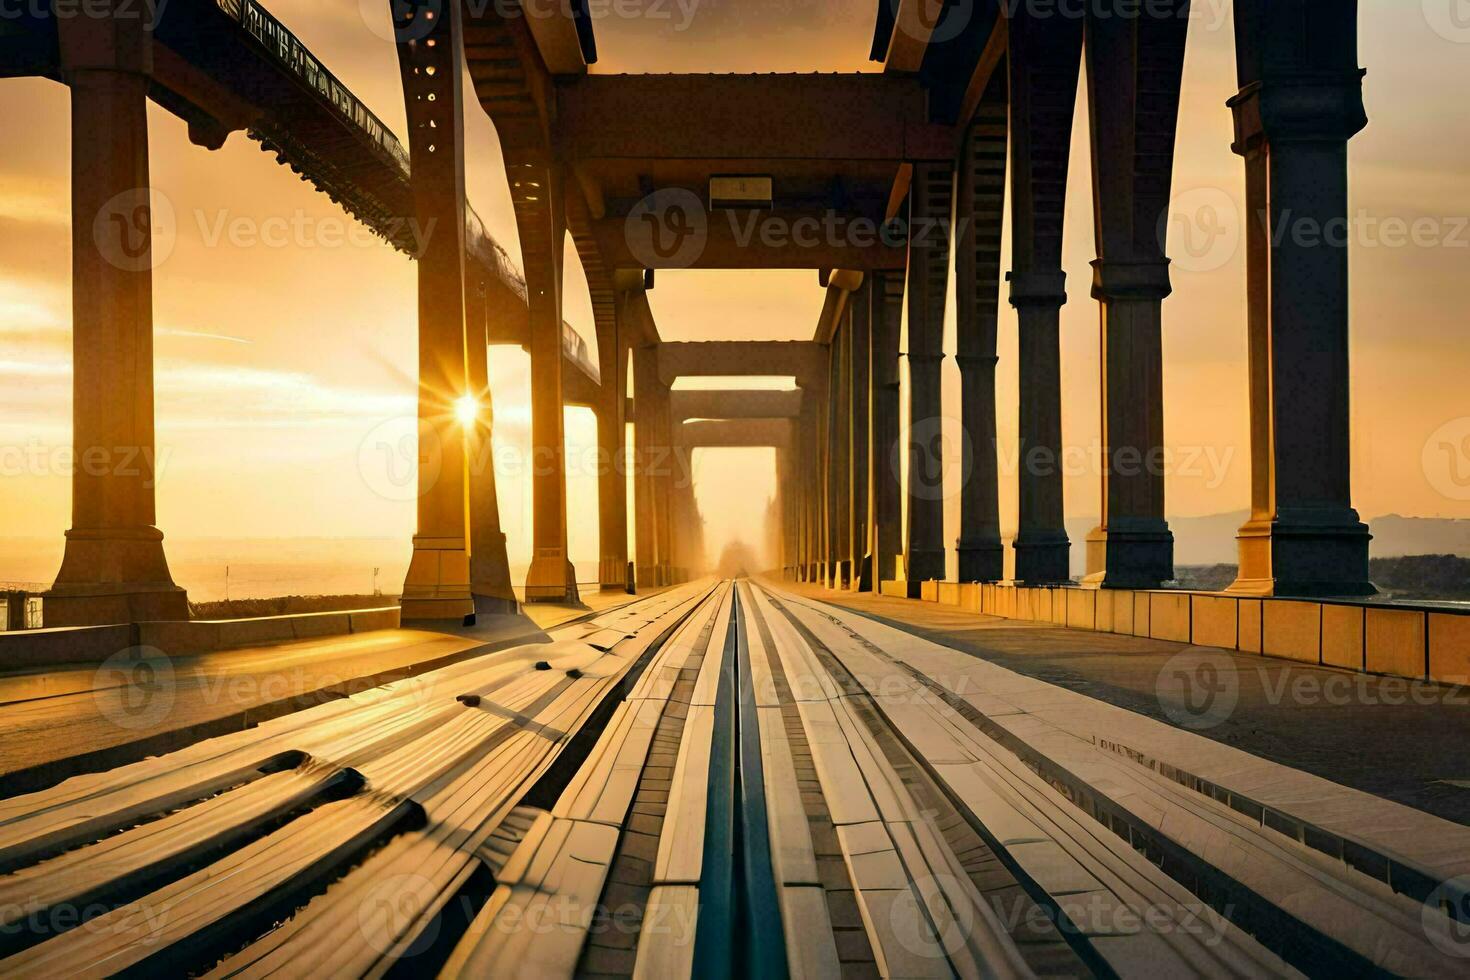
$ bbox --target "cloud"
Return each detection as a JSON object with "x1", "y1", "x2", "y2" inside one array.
[{"x1": 158, "y1": 328, "x2": 254, "y2": 345}]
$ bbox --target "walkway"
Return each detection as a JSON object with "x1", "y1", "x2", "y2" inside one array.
[{"x1": 784, "y1": 581, "x2": 1470, "y2": 827}]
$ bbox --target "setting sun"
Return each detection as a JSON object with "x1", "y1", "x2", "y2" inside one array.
[{"x1": 453, "y1": 394, "x2": 478, "y2": 427}]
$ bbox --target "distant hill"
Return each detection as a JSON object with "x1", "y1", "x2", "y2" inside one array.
[
  {"x1": 1176, "y1": 555, "x2": 1470, "y2": 601},
  {"x1": 1063, "y1": 512, "x2": 1470, "y2": 576}
]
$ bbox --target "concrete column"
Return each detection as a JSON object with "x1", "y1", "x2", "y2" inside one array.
[
  {"x1": 801, "y1": 398, "x2": 824, "y2": 582},
  {"x1": 780, "y1": 447, "x2": 799, "y2": 577},
  {"x1": 45, "y1": 10, "x2": 188, "y2": 627},
  {"x1": 513, "y1": 158, "x2": 579, "y2": 604},
  {"x1": 1010, "y1": 275, "x2": 1071, "y2": 584},
  {"x1": 670, "y1": 466, "x2": 702, "y2": 580},
  {"x1": 597, "y1": 305, "x2": 630, "y2": 591},
  {"x1": 652, "y1": 373, "x2": 676, "y2": 586},
  {"x1": 632, "y1": 344, "x2": 661, "y2": 588},
  {"x1": 833, "y1": 310, "x2": 854, "y2": 589},
  {"x1": 395, "y1": 7, "x2": 479, "y2": 621},
  {"x1": 1080, "y1": 6, "x2": 1186, "y2": 590},
  {"x1": 901, "y1": 163, "x2": 954, "y2": 596},
  {"x1": 464, "y1": 279, "x2": 517, "y2": 615},
  {"x1": 1227, "y1": 0, "x2": 1373, "y2": 597},
  {"x1": 954, "y1": 73, "x2": 1008, "y2": 584},
  {"x1": 823, "y1": 334, "x2": 842, "y2": 588},
  {"x1": 849, "y1": 281, "x2": 872, "y2": 591},
  {"x1": 1005, "y1": 5, "x2": 1082, "y2": 586},
  {"x1": 869, "y1": 272, "x2": 904, "y2": 589}
]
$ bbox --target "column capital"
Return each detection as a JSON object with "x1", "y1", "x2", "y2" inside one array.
[
  {"x1": 1090, "y1": 259, "x2": 1172, "y2": 302},
  {"x1": 57, "y1": 1, "x2": 153, "y2": 76},
  {"x1": 1006, "y1": 270, "x2": 1067, "y2": 308},
  {"x1": 1228, "y1": 73, "x2": 1367, "y2": 155},
  {"x1": 954, "y1": 354, "x2": 999, "y2": 373},
  {"x1": 904, "y1": 352, "x2": 945, "y2": 367}
]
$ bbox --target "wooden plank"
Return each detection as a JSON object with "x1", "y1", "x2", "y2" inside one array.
[
  {"x1": 631, "y1": 884, "x2": 700, "y2": 980},
  {"x1": 689, "y1": 583, "x2": 734, "y2": 707},
  {"x1": 755, "y1": 705, "x2": 819, "y2": 887},
  {"x1": 552, "y1": 698, "x2": 665, "y2": 826},
  {"x1": 652, "y1": 704, "x2": 715, "y2": 884},
  {"x1": 447, "y1": 817, "x2": 622, "y2": 977},
  {"x1": 779, "y1": 885, "x2": 842, "y2": 980}
]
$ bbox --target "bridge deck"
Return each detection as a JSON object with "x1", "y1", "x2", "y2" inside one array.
[{"x1": 0, "y1": 582, "x2": 1467, "y2": 975}]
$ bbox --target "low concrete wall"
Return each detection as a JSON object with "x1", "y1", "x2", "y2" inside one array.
[
  {"x1": 903, "y1": 582, "x2": 1469, "y2": 687},
  {"x1": 0, "y1": 606, "x2": 401, "y2": 670}
]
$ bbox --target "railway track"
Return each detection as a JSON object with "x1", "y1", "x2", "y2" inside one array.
[{"x1": 0, "y1": 579, "x2": 1466, "y2": 977}]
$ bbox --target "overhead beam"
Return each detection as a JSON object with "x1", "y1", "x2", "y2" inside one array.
[
  {"x1": 592, "y1": 210, "x2": 906, "y2": 271},
  {"x1": 658, "y1": 341, "x2": 828, "y2": 390},
  {"x1": 677, "y1": 418, "x2": 794, "y2": 450},
  {"x1": 555, "y1": 74, "x2": 952, "y2": 163},
  {"x1": 671, "y1": 389, "x2": 804, "y2": 422}
]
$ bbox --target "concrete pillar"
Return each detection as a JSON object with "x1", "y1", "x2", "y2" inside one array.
[
  {"x1": 823, "y1": 334, "x2": 842, "y2": 588},
  {"x1": 801, "y1": 398, "x2": 824, "y2": 583},
  {"x1": 1006, "y1": 9, "x2": 1082, "y2": 586},
  {"x1": 597, "y1": 304, "x2": 630, "y2": 591},
  {"x1": 670, "y1": 466, "x2": 702, "y2": 580},
  {"x1": 395, "y1": 6, "x2": 478, "y2": 621},
  {"x1": 901, "y1": 163, "x2": 954, "y2": 596},
  {"x1": 780, "y1": 446, "x2": 800, "y2": 578},
  {"x1": 45, "y1": 10, "x2": 188, "y2": 627},
  {"x1": 849, "y1": 281, "x2": 872, "y2": 591},
  {"x1": 465, "y1": 279, "x2": 517, "y2": 615},
  {"x1": 633, "y1": 344, "x2": 661, "y2": 588},
  {"x1": 1227, "y1": 1, "x2": 1374, "y2": 597},
  {"x1": 512, "y1": 157, "x2": 579, "y2": 604},
  {"x1": 1079, "y1": 6, "x2": 1186, "y2": 590},
  {"x1": 656, "y1": 387, "x2": 677, "y2": 585},
  {"x1": 869, "y1": 272, "x2": 904, "y2": 589},
  {"x1": 832, "y1": 310, "x2": 853, "y2": 589},
  {"x1": 954, "y1": 73, "x2": 1008, "y2": 584}
]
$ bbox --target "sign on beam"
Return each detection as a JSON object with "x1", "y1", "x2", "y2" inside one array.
[{"x1": 709, "y1": 175, "x2": 773, "y2": 210}]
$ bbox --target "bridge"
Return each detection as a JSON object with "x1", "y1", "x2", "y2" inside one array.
[{"x1": 1, "y1": 0, "x2": 1468, "y2": 975}]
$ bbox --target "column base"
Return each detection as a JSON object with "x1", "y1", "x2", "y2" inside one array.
[
  {"x1": 525, "y1": 555, "x2": 581, "y2": 604},
  {"x1": 887, "y1": 578, "x2": 924, "y2": 599},
  {"x1": 1228, "y1": 513, "x2": 1375, "y2": 598},
  {"x1": 598, "y1": 557, "x2": 631, "y2": 592},
  {"x1": 470, "y1": 531, "x2": 516, "y2": 613},
  {"x1": 905, "y1": 548, "x2": 946, "y2": 588},
  {"x1": 402, "y1": 537, "x2": 474, "y2": 623},
  {"x1": 956, "y1": 538, "x2": 1004, "y2": 584},
  {"x1": 45, "y1": 526, "x2": 189, "y2": 626},
  {"x1": 830, "y1": 560, "x2": 853, "y2": 590},
  {"x1": 471, "y1": 593, "x2": 520, "y2": 617},
  {"x1": 1012, "y1": 530, "x2": 1071, "y2": 585},
  {"x1": 856, "y1": 554, "x2": 874, "y2": 592},
  {"x1": 1082, "y1": 522, "x2": 1174, "y2": 590}
]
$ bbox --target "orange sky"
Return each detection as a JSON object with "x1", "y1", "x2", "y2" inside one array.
[{"x1": 1, "y1": 1, "x2": 1468, "y2": 584}]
